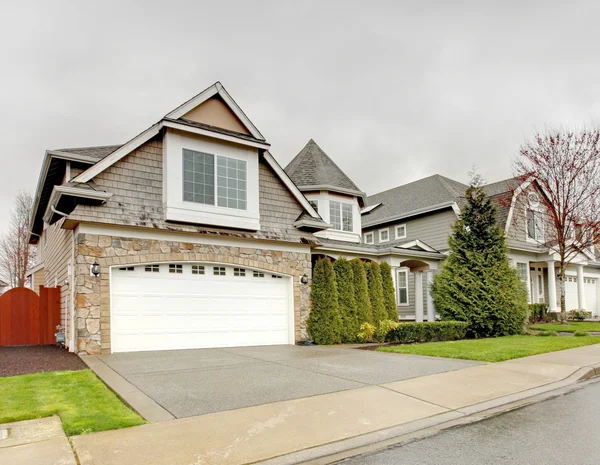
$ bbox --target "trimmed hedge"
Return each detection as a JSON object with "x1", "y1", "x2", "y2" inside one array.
[
  {"x1": 385, "y1": 321, "x2": 468, "y2": 344},
  {"x1": 380, "y1": 262, "x2": 399, "y2": 322},
  {"x1": 308, "y1": 257, "x2": 342, "y2": 344}
]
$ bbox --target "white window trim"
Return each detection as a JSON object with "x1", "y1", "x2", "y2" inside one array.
[
  {"x1": 395, "y1": 224, "x2": 407, "y2": 240},
  {"x1": 163, "y1": 129, "x2": 260, "y2": 230},
  {"x1": 397, "y1": 268, "x2": 409, "y2": 306},
  {"x1": 329, "y1": 200, "x2": 354, "y2": 233},
  {"x1": 379, "y1": 228, "x2": 390, "y2": 243},
  {"x1": 364, "y1": 232, "x2": 374, "y2": 244}
]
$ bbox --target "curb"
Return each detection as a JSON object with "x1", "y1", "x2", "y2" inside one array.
[{"x1": 256, "y1": 364, "x2": 600, "y2": 465}]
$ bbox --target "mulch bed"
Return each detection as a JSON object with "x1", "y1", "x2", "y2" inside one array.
[{"x1": 0, "y1": 345, "x2": 87, "y2": 377}]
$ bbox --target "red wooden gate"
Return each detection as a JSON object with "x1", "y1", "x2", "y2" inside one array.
[{"x1": 0, "y1": 286, "x2": 61, "y2": 346}]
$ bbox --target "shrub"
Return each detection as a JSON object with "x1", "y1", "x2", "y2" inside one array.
[
  {"x1": 568, "y1": 310, "x2": 588, "y2": 321},
  {"x1": 357, "y1": 322, "x2": 376, "y2": 343},
  {"x1": 365, "y1": 262, "x2": 387, "y2": 324},
  {"x1": 537, "y1": 331, "x2": 558, "y2": 337},
  {"x1": 308, "y1": 257, "x2": 342, "y2": 344},
  {"x1": 380, "y1": 262, "x2": 399, "y2": 322},
  {"x1": 375, "y1": 319, "x2": 399, "y2": 342},
  {"x1": 350, "y1": 259, "x2": 373, "y2": 325},
  {"x1": 529, "y1": 304, "x2": 549, "y2": 323},
  {"x1": 385, "y1": 321, "x2": 468, "y2": 344},
  {"x1": 430, "y1": 180, "x2": 529, "y2": 338},
  {"x1": 333, "y1": 258, "x2": 359, "y2": 343},
  {"x1": 574, "y1": 331, "x2": 590, "y2": 337}
]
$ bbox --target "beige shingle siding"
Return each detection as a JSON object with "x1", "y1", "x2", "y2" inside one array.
[
  {"x1": 364, "y1": 208, "x2": 457, "y2": 251},
  {"x1": 69, "y1": 137, "x2": 314, "y2": 243},
  {"x1": 43, "y1": 218, "x2": 73, "y2": 342}
]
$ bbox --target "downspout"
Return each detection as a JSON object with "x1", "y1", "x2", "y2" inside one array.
[{"x1": 70, "y1": 229, "x2": 76, "y2": 352}]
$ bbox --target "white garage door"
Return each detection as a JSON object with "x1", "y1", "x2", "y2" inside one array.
[
  {"x1": 565, "y1": 276, "x2": 598, "y2": 315},
  {"x1": 111, "y1": 263, "x2": 292, "y2": 353}
]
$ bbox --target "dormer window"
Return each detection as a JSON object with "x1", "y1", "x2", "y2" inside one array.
[
  {"x1": 329, "y1": 201, "x2": 353, "y2": 232},
  {"x1": 526, "y1": 209, "x2": 544, "y2": 242},
  {"x1": 183, "y1": 149, "x2": 247, "y2": 210}
]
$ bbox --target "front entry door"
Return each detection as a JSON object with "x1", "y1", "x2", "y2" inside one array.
[{"x1": 530, "y1": 268, "x2": 545, "y2": 304}]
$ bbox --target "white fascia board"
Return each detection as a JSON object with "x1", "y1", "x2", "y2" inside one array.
[
  {"x1": 42, "y1": 185, "x2": 113, "y2": 224},
  {"x1": 297, "y1": 184, "x2": 366, "y2": 199},
  {"x1": 262, "y1": 151, "x2": 321, "y2": 219},
  {"x1": 72, "y1": 123, "x2": 162, "y2": 184},
  {"x1": 396, "y1": 239, "x2": 438, "y2": 253},
  {"x1": 165, "y1": 82, "x2": 265, "y2": 141},
  {"x1": 26, "y1": 263, "x2": 45, "y2": 277},
  {"x1": 451, "y1": 202, "x2": 461, "y2": 217},
  {"x1": 293, "y1": 218, "x2": 332, "y2": 231},
  {"x1": 162, "y1": 120, "x2": 270, "y2": 150},
  {"x1": 361, "y1": 203, "x2": 382, "y2": 214}
]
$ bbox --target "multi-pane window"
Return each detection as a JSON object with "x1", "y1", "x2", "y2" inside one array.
[
  {"x1": 169, "y1": 264, "x2": 182, "y2": 274},
  {"x1": 272, "y1": 274, "x2": 283, "y2": 279},
  {"x1": 253, "y1": 270, "x2": 264, "y2": 278},
  {"x1": 516, "y1": 263, "x2": 528, "y2": 282},
  {"x1": 191, "y1": 265, "x2": 205, "y2": 275},
  {"x1": 213, "y1": 266, "x2": 226, "y2": 276},
  {"x1": 397, "y1": 269, "x2": 408, "y2": 305},
  {"x1": 329, "y1": 201, "x2": 353, "y2": 232},
  {"x1": 364, "y1": 232, "x2": 374, "y2": 244},
  {"x1": 234, "y1": 268, "x2": 246, "y2": 277},
  {"x1": 379, "y1": 229, "x2": 389, "y2": 242},
  {"x1": 396, "y1": 225, "x2": 407, "y2": 239},
  {"x1": 526, "y1": 209, "x2": 544, "y2": 241},
  {"x1": 145, "y1": 264, "x2": 160, "y2": 273},
  {"x1": 119, "y1": 267, "x2": 134, "y2": 271},
  {"x1": 183, "y1": 149, "x2": 247, "y2": 210}
]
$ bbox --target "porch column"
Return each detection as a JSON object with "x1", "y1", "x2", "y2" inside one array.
[
  {"x1": 415, "y1": 271, "x2": 424, "y2": 322},
  {"x1": 577, "y1": 264, "x2": 586, "y2": 310},
  {"x1": 426, "y1": 271, "x2": 435, "y2": 321},
  {"x1": 546, "y1": 261, "x2": 558, "y2": 312}
]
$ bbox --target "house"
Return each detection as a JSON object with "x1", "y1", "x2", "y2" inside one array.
[
  {"x1": 362, "y1": 175, "x2": 600, "y2": 318},
  {"x1": 29, "y1": 82, "x2": 329, "y2": 355},
  {"x1": 285, "y1": 140, "x2": 447, "y2": 322},
  {"x1": 0, "y1": 280, "x2": 9, "y2": 295},
  {"x1": 27, "y1": 263, "x2": 45, "y2": 294}
]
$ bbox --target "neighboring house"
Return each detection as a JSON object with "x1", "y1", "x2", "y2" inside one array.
[
  {"x1": 29, "y1": 82, "x2": 329, "y2": 355},
  {"x1": 285, "y1": 141, "x2": 447, "y2": 322},
  {"x1": 363, "y1": 175, "x2": 600, "y2": 318},
  {"x1": 0, "y1": 280, "x2": 9, "y2": 295}
]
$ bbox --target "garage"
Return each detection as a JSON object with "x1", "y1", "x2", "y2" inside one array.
[
  {"x1": 565, "y1": 276, "x2": 598, "y2": 316},
  {"x1": 110, "y1": 263, "x2": 293, "y2": 353}
]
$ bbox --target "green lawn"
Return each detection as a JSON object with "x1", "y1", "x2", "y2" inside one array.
[
  {"x1": 529, "y1": 322, "x2": 600, "y2": 333},
  {"x1": 0, "y1": 370, "x2": 146, "y2": 436},
  {"x1": 378, "y1": 335, "x2": 600, "y2": 362}
]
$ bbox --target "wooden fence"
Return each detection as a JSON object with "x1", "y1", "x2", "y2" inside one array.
[{"x1": 0, "y1": 286, "x2": 61, "y2": 346}]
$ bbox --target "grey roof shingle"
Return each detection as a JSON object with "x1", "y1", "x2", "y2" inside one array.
[
  {"x1": 56, "y1": 145, "x2": 122, "y2": 160},
  {"x1": 284, "y1": 139, "x2": 364, "y2": 198},
  {"x1": 363, "y1": 175, "x2": 469, "y2": 227}
]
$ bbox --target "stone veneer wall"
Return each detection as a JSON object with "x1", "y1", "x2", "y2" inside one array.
[{"x1": 75, "y1": 233, "x2": 312, "y2": 354}]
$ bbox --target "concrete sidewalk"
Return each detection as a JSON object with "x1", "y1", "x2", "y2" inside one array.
[{"x1": 71, "y1": 344, "x2": 600, "y2": 465}]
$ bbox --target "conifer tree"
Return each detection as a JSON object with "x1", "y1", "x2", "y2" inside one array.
[
  {"x1": 333, "y1": 258, "x2": 359, "y2": 342},
  {"x1": 380, "y1": 262, "x2": 399, "y2": 321},
  {"x1": 350, "y1": 258, "x2": 373, "y2": 325},
  {"x1": 430, "y1": 175, "x2": 528, "y2": 338},
  {"x1": 308, "y1": 257, "x2": 342, "y2": 344},
  {"x1": 365, "y1": 261, "x2": 387, "y2": 324}
]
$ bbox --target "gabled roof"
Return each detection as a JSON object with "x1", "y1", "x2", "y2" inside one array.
[
  {"x1": 54, "y1": 145, "x2": 122, "y2": 161},
  {"x1": 284, "y1": 139, "x2": 366, "y2": 203},
  {"x1": 363, "y1": 174, "x2": 467, "y2": 227}
]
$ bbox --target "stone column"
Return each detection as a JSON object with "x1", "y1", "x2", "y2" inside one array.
[
  {"x1": 415, "y1": 271, "x2": 424, "y2": 322},
  {"x1": 577, "y1": 264, "x2": 586, "y2": 310},
  {"x1": 426, "y1": 271, "x2": 435, "y2": 321},
  {"x1": 547, "y1": 261, "x2": 558, "y2": 312}
]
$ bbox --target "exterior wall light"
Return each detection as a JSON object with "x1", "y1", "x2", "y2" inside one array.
[
  {"x1": 300, "y1": 274, "x2": 309, "y2": 285},
  {"x1": 91, "y1": 261, "x2": 100, "y2": 277}
]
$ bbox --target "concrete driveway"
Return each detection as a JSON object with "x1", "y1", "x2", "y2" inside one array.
[{"x1": 94, "y1": 345, "x2": 480, "y2": 419}]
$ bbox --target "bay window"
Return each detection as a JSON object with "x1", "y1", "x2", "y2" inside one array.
[{"x1": 329, "y1": 201, "x2": 353, "y2": 232}]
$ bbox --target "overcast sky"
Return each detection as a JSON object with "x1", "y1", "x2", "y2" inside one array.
[{"x1": 1, "y1": 0, "x2": 600, "y2": 233}]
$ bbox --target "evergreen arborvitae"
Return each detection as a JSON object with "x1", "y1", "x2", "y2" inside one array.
[
  {"x1": 350, "y1": 258, "x2": 373, "y2": 325},
  {"x1": 365, "y1": 261, "x2": 387, "y2": 324},
  {"x1": 333, "y1": 258, "x2": 359, "y2": 342},
  {"x1": 430, "y1": 177, "x2": 529, "y2": 338},
  {"x1": 380, "y1": 262, "x2": 399, "y2": 321},
  {"x1": 307, "y1": 257, "x2": 342, "y2": 344}
]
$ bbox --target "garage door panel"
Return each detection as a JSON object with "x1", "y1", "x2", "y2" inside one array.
[{"x1": 111, "y1": 263, "x2": 292, "y2": 352}]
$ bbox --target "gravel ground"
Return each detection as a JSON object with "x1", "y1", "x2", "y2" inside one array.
[{"x1": 0, "y1": 345, "x2": 87, "y2": 377}]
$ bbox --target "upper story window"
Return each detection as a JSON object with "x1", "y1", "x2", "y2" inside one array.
[
  {"x1": 379, "y1": 228, "x2": 389, "y2": 243},
  {"x1": 364, "y1": 232, "x2": 374, "y2": 244},
  {"x1": 329, "y1": 201, "x2": 353, "y2": 232},
  {"x1": 526, "y1": 209, "x2": 544, "y2": 242},
  {"x1": 183, "y1": 149, "x2": 247, "y2": 210},
  {"x1": 395, "y1": 224, "x2": 407, "y2": 239}
]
